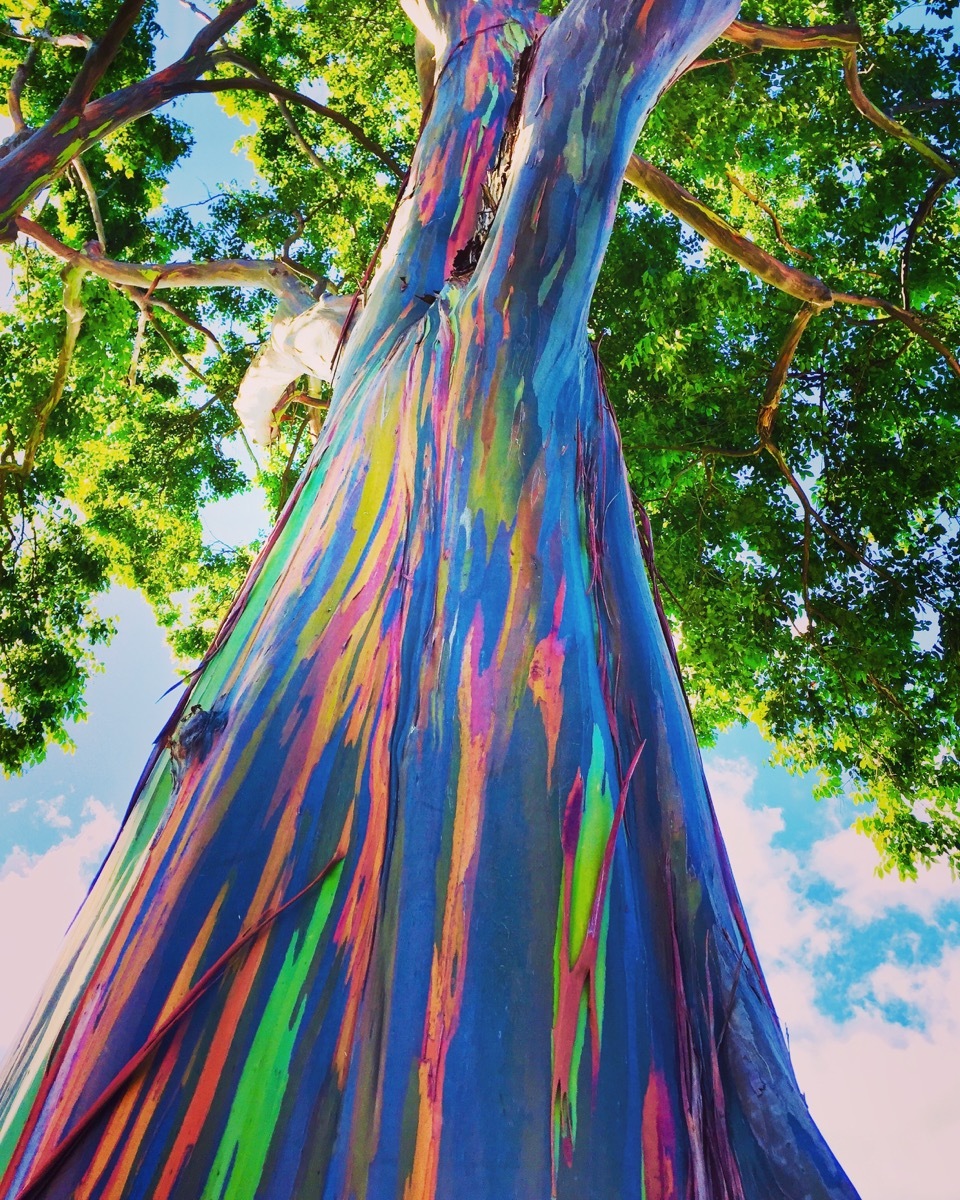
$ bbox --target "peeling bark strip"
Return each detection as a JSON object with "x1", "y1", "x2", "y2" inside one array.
[{"x1": 0, "y1": 1, "x2": 863, "y2": 1198}]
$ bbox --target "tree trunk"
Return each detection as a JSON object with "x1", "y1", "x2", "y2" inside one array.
[{"x1": 0, "y1": 0, "x2": 862, "y2": 1196}]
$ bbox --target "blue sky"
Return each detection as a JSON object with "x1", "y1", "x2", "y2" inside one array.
[{"x1": 1, "y1": 2, "x2": 959, "y2": 1196}]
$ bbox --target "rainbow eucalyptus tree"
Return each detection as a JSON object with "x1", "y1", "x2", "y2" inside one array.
[{"x1": 1, "y1": 0, "x2": 958, "y2": 1196}]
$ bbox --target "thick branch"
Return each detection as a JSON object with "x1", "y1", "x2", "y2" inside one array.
[
  {"x1": 627, "y1": 159, "x2": 960, "y2": 379},
  {"x1": 720, "y1": 20, "x2": 860, "y2": 52},
  {"x1": 0, "y1": 0, "x2": 256, "y2": 238},
  {"x1": 625, "y1": 155, "x2": 833, "y2": 308},
  {"x1": 204, "y1": 54, "x2": 404, "y2": 178},
  {"x1": 400, "y1": 0, "x2": 541, "y2": 64},
  {"x1": 234, "y1": 296, "x2": 353, "y2": 444},
  {"x1": 843, "y1": 49, "x2": 957, "y2": 178},
  {"x1": 715, "y1": 25, "x2": 956, "y2": 179},
  {"x1": 16, "y1": 217, "x2": 315, "y2": 310},
  {"x1": 59, "y1": 0, "x2": 147, "y2": 111}
]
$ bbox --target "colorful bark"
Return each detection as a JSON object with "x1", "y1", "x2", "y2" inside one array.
[{"x1": 0, "y1": 0, "x2": 863, "y2": 1197}]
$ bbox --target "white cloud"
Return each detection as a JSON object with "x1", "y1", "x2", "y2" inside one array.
[
  {"x1": 706, "y1": 756, "x2": 960, "y2": 1200},
  {"x1": 0, "y1": 800, "x2": 119, "y2": 1058},
  {"x1": 705, "y1": 757, "x2": 833, "y2": 965},
  {"x1": 810, "y1": 823, "x2": 959, "y2": 923},
  {"x1": 789, "y1": 950, "x2": 960, "y2": 1200},
  {"x1": 35, "y1": 795, "x2": 73, "y2": 831}
]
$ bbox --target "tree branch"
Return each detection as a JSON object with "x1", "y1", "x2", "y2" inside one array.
[
  {"x1": 0, "y1": 0, "x2": 256, "y2": 238},
  {"x1": 714, "y1": 24, "x2": 957, "y2": 181},
  {"x1": 725, "y1": 168, "x2": 812, "y2": 260},
  {"x1": 832, "y1": 290, "x2": 960, "y2": 377},
  {"x1": 141, "y1": 305, "x2": 210, "y2": 386},
  {"x1": 71, "y1": 158, "x2": 107, "y2": 250},
  {"x1": 0, "y1": 26, "x2": 93, "y2": 49},
  {"x1": 757, "y1": 303, "x2": 817, "y2": 444},
  {"x1": 0, "y1": 266, "x2": 85, "y2": 479},
  {"x1": 149, "y1": 296, "x2": 223, "y2": 351},
  {"x1": 625, "y1": 155, "x2": 834, "y2": 308},
  {"x1": 178, "y1": 0, "x2": 213, "y2": 23},
  {"x1": 763, "y1": 440, "x2": 907, "y2": 594},
  {"x1": 843, "y1": 49, "x2": 958, "y2": 178},
  {"x1": 234, "y1": 296, "x2": 353, "y2": 444},
  {"x1": 209, "y1": 52, "x2": 326, "y2": 169},
  {"x1": 59, "y1": 0, "x2": 149, "y2": 111},
  {"x1": 194, "y1": 65, "x2": 405, "y2": 178},
  {"x1": 626, "y1": 158, "x2": 960, "y2": 380},
  {"x1": 15, "y1": 217, "x2": 315, "y2": 310},
  {"x1": 720, "y1": 20, "x2": 860, "y2": 52},
  {"x1": 129, "y1": 305, "x2": 148, "y2": 385},
  {"x1": 891, "y1": 96, "x2": 960, "y2": 115},
  {"x1": 7, "y1": 43, "x2": 38, "y2": 132},
  {"x1": 900, "y1": 173, "x2": 950, "y2": 308}
]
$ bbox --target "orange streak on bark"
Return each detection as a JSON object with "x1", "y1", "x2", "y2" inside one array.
[
  {"x1": 404, "y1": 615, "x2": 494, "y2": 1200},
  {"x1": 76, "y1": 1027, "x2": 187, "y2": 1199},
  {"x1": 528, "y1": 580, "x2": 566, "y2": 785},
  {"x1": 152, "y1": 884, "x2": 229, "y2": 1029},
  {"x1": 332, "y1": 628, "x2": 403, "y2": 1084},
  {"x1": 150, "y1": 931, "x2": 272, "y2": 1200},
  {"x1": 641, "y1": 1068, "x2": 678, "y2": 1200}
]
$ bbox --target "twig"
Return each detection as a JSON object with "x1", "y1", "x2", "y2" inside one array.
[
  {"x1": 196, "y1": 65, "x2": 405, "y2": 178},
  {"x1": 128, "y1": 305, "x2": 148, "y2": 385},
  {"x1": 763, "y1": 441, "x2": 906, "y2": 593},
  {"x1": 0, "y1": 266, "x2": 85, "y2": 479},
  {"x1": 142, "y1": 307, "x2": 210, "y2": 386},
  {"x1": 211, "y1": 51, "x2": 326, "y2": 171},
  {"x1": 899, "y1": 173, "x2": 950, "y2": 308},
  {"x1": 276, "y1": 412, "x2": 311, "y2": 512},
  {"x1": 71, "y1": 157, "x2": 107, "y2": 250},
  {"x1": 725, "y1": 168, "x2": 812, "y2": 260},
  {"x1": 832, "y1": 291, "x2": 960, "y2": 377},
  {"x1": 148, "y1": 296, "x2": 223, "y2": 351},
  {"x1": 891, "y1": 97, "x2": 960, "y2": 115},
  {"x1": 7, "y1": 43, "x2": 38, "y2": 131}
]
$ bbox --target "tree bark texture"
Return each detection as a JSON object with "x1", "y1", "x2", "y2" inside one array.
[{"x1": 0, "y1": 0, "x2": 862, "y2": 1196}]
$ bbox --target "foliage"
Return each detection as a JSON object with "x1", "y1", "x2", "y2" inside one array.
[{"x1": 0, "y1": 0, "x2": 958, "y2": 874}]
